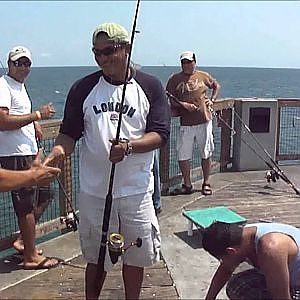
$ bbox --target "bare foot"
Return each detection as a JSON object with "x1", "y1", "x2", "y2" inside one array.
[
  {"x1": 13, "y1": 239, "x2": 43, "y2": 255},
  {"x1": 23, "y1": 256, "x2": 59, "y2": 270}
]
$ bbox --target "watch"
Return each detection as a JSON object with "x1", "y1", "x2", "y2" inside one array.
[{"x1": 125, "y1": 140, "x2": 133, "y2": 156}]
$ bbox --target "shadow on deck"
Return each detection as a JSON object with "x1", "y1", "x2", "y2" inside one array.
[{"x1": 0, "y1": 165, "x2": 300, "y2": 299}]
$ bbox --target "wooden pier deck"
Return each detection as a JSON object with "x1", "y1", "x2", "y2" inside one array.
[
  {"x1": 184, "y1": 168, "x2": 300, "y2": 227},
  {"x1": 0, "y1": 165, "x2": 300, "y2": 299},
  {"x1": 0, "y1": 256, "x2": 177, "y2": 299}
]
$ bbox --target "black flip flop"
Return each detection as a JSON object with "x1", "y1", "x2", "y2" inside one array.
[
  {"x1": 202, "y1": 183, "x2": 212, "y2": 196},
  {"x1": 170, "y1": 184, "x2": 193, "y2": 195}
]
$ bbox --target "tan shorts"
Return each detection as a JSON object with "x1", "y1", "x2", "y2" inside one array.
[
  {"x1": 78, "y1": 191, "x2": 161, "y2": 271},
  {"x1": 177, "y1": 120, "x2": 214, "y2": 160}
]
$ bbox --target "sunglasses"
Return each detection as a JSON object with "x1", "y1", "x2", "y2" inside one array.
[
  {"x1": 181, "y1": 60, "x2": 194, "y2": 65},
  {"x1": 92, "y1": 44, "x2": 123, "y2": 57},
  {"x1": 12, "y1": 60, "x2": 32, "y2": 68}
]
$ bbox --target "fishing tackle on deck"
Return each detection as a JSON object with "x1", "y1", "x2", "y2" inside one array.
[
  {"x1": 233, "y1": 110, "x2": 300, "y2": 195},
  {"x1": 217, "y1": 109, "x2": 300, "y2": 195},
  {"x1": 265, "y1": 170, "x2": 280, "y2": 183}
]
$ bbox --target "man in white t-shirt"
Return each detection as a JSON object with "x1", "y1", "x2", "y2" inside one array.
[{"x1": 0, "y1": 46, "x2": 58, "y2": 269}]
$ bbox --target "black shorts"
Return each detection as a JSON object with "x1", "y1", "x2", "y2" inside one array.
[{"x1": 0, "y1": 155, "x2": 52, "y2": 217}]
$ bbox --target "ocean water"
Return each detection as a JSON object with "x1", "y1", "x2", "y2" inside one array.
[{"x1": 1, "y1": 65, "x2": 299, "y2": 118}]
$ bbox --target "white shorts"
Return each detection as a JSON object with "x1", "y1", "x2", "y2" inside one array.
[
  {"x1": 78, "y1": 191, "x2": 161, "y2": 271},
  {"x1": 177, "y1": 120, "x2": 214, "y2": 160}
]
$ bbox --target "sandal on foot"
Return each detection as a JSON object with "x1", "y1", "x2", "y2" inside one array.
[
  {"x1": 202, "y1": 183, "x2": 212, "y2": 196},
  {"x1": 23, "y1": 257, "x2": 59, "y2": 270},
  {"x1": 170, "y1": 184, "x2": 193, "y2": 195}
]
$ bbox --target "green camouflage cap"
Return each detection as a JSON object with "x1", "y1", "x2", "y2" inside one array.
[{"x1": 92, "y1": 22, "x2": 130, "y2": 45}]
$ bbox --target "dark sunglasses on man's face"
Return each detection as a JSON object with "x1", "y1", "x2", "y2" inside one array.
[
  {"x1": 12, "y1": 60, "x2": 32, "y2": 68},
  {"x1": 92, "y1": 44, "x2": 123, "y2": 57},
  {"x1": 181, "y1": 59, "x2": 194, "y2": 65}
]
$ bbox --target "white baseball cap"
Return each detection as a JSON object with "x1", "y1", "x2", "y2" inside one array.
[
  {"x1": 8, "y1": 46, "x2": 32, "y2": 62},
  {"x1": 180, "y1": 51, "x2": 196, "y2": 62}
]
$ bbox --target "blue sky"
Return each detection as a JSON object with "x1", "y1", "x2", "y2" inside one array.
[{"x1": 1, "y1": 1, "x2": 300, "y2": 68}]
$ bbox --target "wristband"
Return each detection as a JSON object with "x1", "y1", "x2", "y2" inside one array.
[{"x1": 35, "y1": 110, "x2": 42, "y2": 121}]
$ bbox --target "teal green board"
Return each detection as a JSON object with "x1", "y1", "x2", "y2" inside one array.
[{"x1": 182, "y1": 206, "x2": 247, "y2": 229}]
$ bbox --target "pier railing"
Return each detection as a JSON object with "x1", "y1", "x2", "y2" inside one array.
[
  {"x1": 1, "y1": 98, "x2": 300, "y2": 252},
  {"x1": 276, "y1": 99, "x2": 300, "y2": 161}
]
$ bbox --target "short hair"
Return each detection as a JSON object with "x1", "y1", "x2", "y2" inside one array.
[{"x1": 202, "y1": 221, "x2": 244, "y2": 259}]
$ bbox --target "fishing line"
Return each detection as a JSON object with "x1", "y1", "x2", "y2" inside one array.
[
  {"x1": 218, "y1": 108, "x2": 300, "y2": 195},
  {"x1": 216, "y1": 113, "x2": 294, "y2": 198},
  {"x1": 232, "y1": 109, "x2": 300, "y2": 195},
  {"x1": 96, "y1": 0, "x2": 142, "y2": 275},
  {"x1": 26, "y1": 83, "x2": 78, "y2": 230},
  {"x1": 34, "y1": 126, "x2": 79, "y2": 231},
  {"x1": 218, "y1": 113, "x2": 278, "y2": 172}
]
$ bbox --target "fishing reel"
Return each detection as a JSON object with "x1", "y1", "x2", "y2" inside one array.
[
  {"x1": 265, "y1": 170, "x2": 280, "y2": 183},
  {"x1": 108, "y1": 233, "x2": 142, "y2": 264},
  {"x1": 60, "y1": 212, "x2": 78, "y2": 231}
]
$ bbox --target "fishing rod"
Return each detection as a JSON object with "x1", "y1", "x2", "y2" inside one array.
[
  {"x1": 166, "y1": 90, "x2": 214, "y2": 112},
  {"x1": 217, "y1": 112, "x2": 282, "y2": 176},
  {"x1": 218, "y1": 109, "x2": 300, "y2": 195},
  {"x1": 34, "y1": 124, "x2": 79, "y2": 231},
  {"x1": 96, "y1": 0, "x2": 142, "y2": 276},
  {"x1": 232, "y1": 110, "x2": 300, "y2": 195},
  {"x1": 40, "y1": 146, "x2": 79, "y2": 231},
  {"x1": 26, "y1": 81, "x2": 79, "y2": 231}
]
